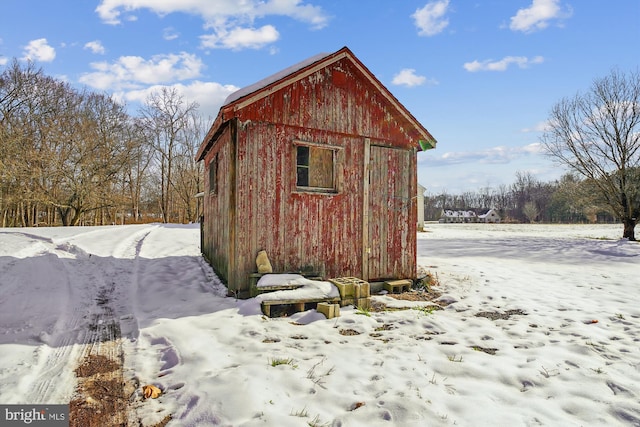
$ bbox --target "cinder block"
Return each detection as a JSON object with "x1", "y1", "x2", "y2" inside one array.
[
  {"x1": 330, "y1": 277, "x2": 370, "y2": 299},
  {"x1": 354, "y1": 282, "x2": 370, "y2": 298},
  {"x1": 317, "y1": 302, "x2": 340, "y2": 319},
  {"x1": 384, "y1": 279, "x2": 412, "y2": 294},
  {"x1": 334, "y1": 282, "x2": 354, "y2": 298},
  {"x1": 354, "y1": 297, "x2": 371, "y2": 310},
  {"x1": 317, "y1": 302, "x2": 332, "y2": 317},
  {"x1": 340, "y1": 297, "x2": 355, "y2": 307}
]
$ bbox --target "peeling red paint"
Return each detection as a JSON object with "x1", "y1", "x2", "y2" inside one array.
[{"x1": 197, "y1": 47, "x2": 434, "y2": 297}]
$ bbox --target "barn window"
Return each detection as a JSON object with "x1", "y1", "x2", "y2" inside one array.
[
  {"x1": 208, "y1": 154, "x2": 218, "y2": 194},
  {"x1": 296, "y1": 144, "x2": 337, "y2": 191}
]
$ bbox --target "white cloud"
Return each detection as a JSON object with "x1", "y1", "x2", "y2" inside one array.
[
  {"x1": 509, "y1": 0, "x2": 572, "y2": 33},
  {"x1": 0, "y1": 39, "x2": 6, "y2": 66},
  {"x1": 522, "y1": 142, "x2": 544, "y2": 154},
  {"x1": 95, "y1": 0, "x2": 328, "y2": 50},
  {"x1": 84, "y1": 40, "x2": 106, "y2": 55},
  {"x1": 426, "y1": 144, "x2": 545, "y2": 167},
  {"x1": 22, "y1": 38, "x2": 56, "y2": 62},
  {"x1": 463, "y1": 55, "x2": 544, "y2": 72},
  {"x1": 122, "y1": 81, "x2": 239, "y2": 119},
  {"x1": 76, "y1": 49, "x2": 239, "y2": 119},
  {"x1": 96, "y1": 0, "x2": 329, "y2": 26},
  {"x1": 200, "y1": 25, "x2": 280, "y2": 50},
  {"x1": 412, "y1": 0, "x2": 450, "y2": 37},
  {"x1": 392, "y1": 68, "x2": 438, "y2": 87},
  {"x1": 163, "y1": 27, "x2": 179, "y2": 41},
  {"x1": 79, "y1": 52, "x2": 204, "y2": 90},
  {"x1": 254, "y1": 0, "x2": 328, "y2": 30},
  {"x1": 522, "y1": 121, "x2": 551, "y2": 133}
]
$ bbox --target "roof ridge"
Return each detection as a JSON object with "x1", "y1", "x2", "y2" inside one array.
[{"x1": 222, "y1": 50, "x2": 334, "y2": 106}]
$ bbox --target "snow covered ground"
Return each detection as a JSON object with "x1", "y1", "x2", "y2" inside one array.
[{"x1": 0, "y1": 223, "x2": 639, "y2": 426}]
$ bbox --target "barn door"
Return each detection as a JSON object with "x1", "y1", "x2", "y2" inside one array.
[{"x1": 365, "y1": 144, "x2": 412, "y2": 281}]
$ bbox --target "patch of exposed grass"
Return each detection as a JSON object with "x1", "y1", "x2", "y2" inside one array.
[
  {"x1": 269, "y1": 357, "x2": 298, "y2": 369},
  {"x1": 539, "y1": 366, "x2": 559, "y2": 378},
  {"x1": 290, "y1": 407, "x2": 308, "y2": 417},
  {"x1": 355, "y1": 306, "x2": 371, "y2": 317},
  {"x1": 412, "y1": 305, "x2": 440, "y2": 316},
  {"x1": 471, "y1": 345, "x2": 498, "y2": 355},
  {"x1": 307, "y1": 357, "x2": 335, "y2": 389},
  {"x1": 307, "y1": 414, "x2": 330, "y2": 427}
]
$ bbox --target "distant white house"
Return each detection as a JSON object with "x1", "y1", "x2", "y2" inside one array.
[
  {"x1": 439, "y1": 209, "x2": 501, "y2": 223},
  {"x1": 478, "y1": 209, "x2": 501, "y2": 223},
  {"x1": 439, "y1": 209, "x2": 477, "y2": 223}
]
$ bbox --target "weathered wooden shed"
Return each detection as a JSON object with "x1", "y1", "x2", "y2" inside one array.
[{"x1": 196, "y1": 46, "x2": 437, "y2": 297}]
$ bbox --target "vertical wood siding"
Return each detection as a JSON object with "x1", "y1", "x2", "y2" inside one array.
[
  {"x1": 204, "y1": 56, "x2": 420, "y2": 294},
  {"x1": 237, "y1": 58, "x2": 423, "y2": 146},
  {"x1": 232, "y1": 123, "x2": 363, "y2": 291},
  {"x1": 367, "y1": 145, "x2": 416, "y2": 280},
  {"x1": 202, "y1": 127, "x2": 232, "y2": 284}
]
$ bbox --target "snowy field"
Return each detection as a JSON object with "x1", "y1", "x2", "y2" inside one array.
[{"x1": 0, "y1": 223, "x2": 639, "y2": 426}]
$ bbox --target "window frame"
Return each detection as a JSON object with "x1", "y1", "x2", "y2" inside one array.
[{"x1": 293, "y1": 140, "x2": 342, "y2": 194}]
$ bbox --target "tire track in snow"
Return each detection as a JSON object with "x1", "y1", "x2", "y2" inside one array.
[
  {"x1": 77, "y1": 225, "x2": 156, "y2": 354},
  {"x1": 22, "y1": 226, "x2": 155, "y2": 406},
  {"x1": 109, "y1": 225, "x2": 158, "y2": 341},
  {"x1": 23, "y1": 242, "x2": 97, "y2": 404},
  {"x1": 68, "y1": 226, "x2": 155, "y2": 426}
]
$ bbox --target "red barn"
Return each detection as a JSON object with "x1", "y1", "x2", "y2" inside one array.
[{"x1": 196, "y1": 47, "x2": 437, "y2": 297}]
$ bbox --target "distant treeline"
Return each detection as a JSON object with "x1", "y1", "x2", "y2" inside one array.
[
  {"x1": 1, "y1": 60, "x2": 205, "y2": 227},
  {"x1": 424, "y1": 171, "x2": 618, "y2": 224},
  {"x1": 0, "y1": 60, "x2": 628, "y2": 228}
]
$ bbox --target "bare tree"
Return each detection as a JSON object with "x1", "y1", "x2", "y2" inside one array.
[
  {"x1": 542, "y1": 68, "x2": 640, "y2": 240},
  {"x1": 123, "y1": 119, "x2": 154, "y2": 222},
  {"x1": 549, "y1": 173, "x2": 587, "y2": 223},
  {"x1": 511, "y1": 171, "x2": 538, "y2": 222},
  {"x1": 477, "y1": 186, "x2": 495, "y2": 210},
  {"x1": 522, "y1": 201, "x2": 539, "y2": 223},
  {"x1": 1, "y1": 60, "x2": 135, "y2": 226},
  {"x1": 139, "y1": 88, "x2": 199, "y2": 223},
  {"x1": 1, "y1": 60, "x2": 68, "y2": 226},
  {"x1": 47, "y1": 91, "x2": 130, "y2": 225},
  {"x1": 171, "y1": 112, "x2": 204, "y2": 223},
  {"x1": 494, "y1": 184, "x2": 511, "y2": 221}
]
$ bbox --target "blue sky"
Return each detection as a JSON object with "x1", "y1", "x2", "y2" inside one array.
[{"x1": 1, "y1": 0, "x2": 638, "y2": 194}]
